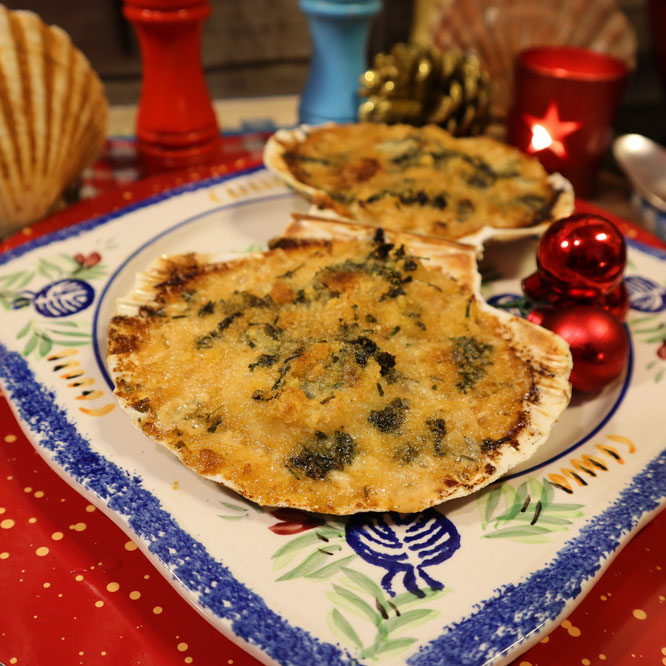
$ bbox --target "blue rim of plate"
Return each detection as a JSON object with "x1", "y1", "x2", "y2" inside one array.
[{"x1": 1, "y1": 168, "x2": 665, "y2": 665}]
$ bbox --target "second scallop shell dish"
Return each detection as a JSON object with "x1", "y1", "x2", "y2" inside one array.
[
  {"x1": 427, "y1": 0, "x2": 637, "y2": 119},
  {"x1": 0, "y1": 5, "x2": 108, "y2": 237}
]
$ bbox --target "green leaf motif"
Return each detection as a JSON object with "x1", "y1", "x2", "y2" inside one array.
[
  {"x1": 328, "y1": 608, "x2": 363, "y2": 649},
  {"x1": 276, "y1": 546, "x2": 340, "y2": 581},
  {"x1": 16, "y1": 321, "x2": 32, "y2": 339},
  {"x1": 22, "y1": 333, "x2": 38, "y2": 357},
  {"x1": 477, "y1": 476, "x2": 585, "y2": 543},
  {"x1": 328, "y1": 584, "x2": 381, "y2": 628},
  {"x1": 361, "y1": 637, "x2": 418, "y2": 659},
  {"x1": 305, "y1": 555, "x2": 356, "y2": 581},
  {"x1": 340, "y1": 567, "x2": 387, "y2": 606},
  {"x1": 38, "y1": 334, "x2": 53, "y2": 358},
  {"x1": 384, "y1": 608, "x2": 438, "y2": 634}
]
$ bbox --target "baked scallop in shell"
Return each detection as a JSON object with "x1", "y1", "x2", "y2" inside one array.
[
  {"x1": 107, "y1": 217, "x2": 572, "y2": 514},
  {"x1": 263, "y1": 123, "x2": 574, "y2": 249}
]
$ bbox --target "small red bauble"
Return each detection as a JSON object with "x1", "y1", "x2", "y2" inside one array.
[
  {"x1": 528, "y1": 305, "x2": 630, "y2": 392},
  {"x1": 524, "y1": 212, "x2": 626, "y2": 300}
]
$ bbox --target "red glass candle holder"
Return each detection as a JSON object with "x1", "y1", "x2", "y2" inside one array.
[{"x1": 507, "y1": 46, "x2": 630, "y2": 198}]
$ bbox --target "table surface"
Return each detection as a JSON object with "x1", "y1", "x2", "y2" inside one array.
[{"x1": 1, "y1": 112, "x2": 665, "y2": 666}]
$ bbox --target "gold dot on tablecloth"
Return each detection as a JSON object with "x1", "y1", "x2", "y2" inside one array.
[
  {"x1": 85, "y1": 505, "x2": 96, "y2": 512},
  {"x1": 153, "y1": 606, "x2": 163, "y2": 615},
  {"x1": 582, "y1": 659, "x2": 591, "y2": 665},
  {"x1": 69, "y1": 522, "x2": 87, "y2": 532},
  {"x1": 34, "y1": 491, "x2": 44, "y2": 499},
  {"x1": 9, "y1": 657, "x2": 17, "y2": 664},
  {"x1": 144, "y1": 574, "x2": 150, "y2": 580},
  {"x1": 106, "y1": 582, "x2": 120, "y2": 593},
  {"x1": 129, "y1": 590, "x2": 141, "y2": 600},
  {"x1": 51, "y1": 532, "x2": 64, "y2": 541},
  {"x1": 101, "y1": 652, "x2": 107, "y2": 656},
  {"x1": 0, "y1": 507, "x2": 5, "y2": 514},
  {"x1": 23, "y1": 486, "x2": 32, "y2": 493},
  {"x1": 78, "y1": 651, "x2": 84, "y2": 656},
  {"x1": 185, "y1": 658, "x2": 193, "y2": 664},
  {"x1": 125, "y1": 541, "x2": 138, "y2": 551},
  {"x1": 600, "y1": 594, "x2": 607, "y2": 601},
  {"x1": 633, "y1": 608, "x2": 647, "y2": 620},
  {"x1": 560, "y1": 620, "x2": 572, "y2": 629},
  {"x1": 568, "y1": 626, "x2": 582, "y2": 637},
  {"x1": 75, "y1": 575, "x2": 84, "y2": 582},
  {"x1": 659, "y1": 595, "x2": 665, "y2": 602},
  {"x1": 35, "y1": 547, "x2": 49, "y2": 557},
  {"x1": 662, "y1": 647, "x2": 666, "y2": 655},
  {"x1": 0, "y1": 552, "x2": 9, "y2": 559},
  {"x1": 28, "y1": 518, "x2": 36, "y2": 524},
  {"x1": 539, "y1": 636, "x2": 549, "y2": 643},
  {"x1": 519, "y1": 662, "x2": 533, "y2": 666},
  {"x1": 599, "y1": 655, "x2": 607, "y2": 661},
  {"x1": 1, "y1": 518, "x2": 15, "y2": 529},
  {"x1": 95, "y1": 600, "x2": 104, "y2": 608},
  {"x1": 177, "y1": 642, "x2": 188, "y2": 652},
  {"x1": 43, "y1": 582, "x2": 50, "y2": 588},
  {"x1": 4, "y1": 434, "x2": 16, "y2": 443}
]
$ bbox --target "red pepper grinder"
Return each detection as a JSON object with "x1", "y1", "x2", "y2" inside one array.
[{"x1": 123, "y1": 0, "x2": 222, "y2": 174}]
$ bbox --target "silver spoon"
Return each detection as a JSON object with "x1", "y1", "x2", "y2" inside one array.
[{"x1": 613, "y1": 134, "x2": 666, "y2": 213}]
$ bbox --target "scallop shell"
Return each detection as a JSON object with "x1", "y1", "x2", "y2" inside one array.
[
  {"x1": 0, "y1": 6, "x2": 108, "y2": 237},
  {"x1": 107, "y1": 217, "x2": 572, "y2": 514},
  {"x1": 263, "y1": 123, "x2": 574, "y2": 251},
  {"x1": 427, "y1": 0, "x2": 637, "y2": 119}
]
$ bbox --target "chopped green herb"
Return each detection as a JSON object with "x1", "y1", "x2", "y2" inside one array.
[
  {"x1": 394, "y1": 442, "x2": 421, "y2": 465},
  {"x1": 277, "y1": 263, "x2": 305, "y2": 279},
  {"x1": 426, "y1": 418, "x2": 447, "y2": 456},
  {"x1": 465, "y1": 296, "x2": 473, "y2": 318},
  {"x1": 248, "y1": 354, "x2": 278, "y2": 371},
  {"x1": 451, "y1": 336, "x2": 494, "y2": 393},
  {"x1": 368, "y1": 398, "x2": 409, "y2": 433},
  {"x1": 198, "y1": 301, "x2": 215, "y2": 317},
  {"x1": 287, "y1": 430, "x2": 357, "y2": 479},
  {"x1": 207, "y1": 416, "x2": 223, "y2": 433}
]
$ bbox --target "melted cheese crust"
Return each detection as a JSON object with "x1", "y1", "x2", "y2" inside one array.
[
  {"x1": 279, "y1": 123, "x2": 557, "y2": 240},
  {"x1": 108, "y1": 235, "x2": 545, "y2": 514}
]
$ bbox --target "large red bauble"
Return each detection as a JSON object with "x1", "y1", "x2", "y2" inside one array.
[
  {"x1": 528, "y1": 305, "x2": 629, "y2": 392},
  {"x1": 535, "y1": 213, "x2": 627, "y2": 300}
]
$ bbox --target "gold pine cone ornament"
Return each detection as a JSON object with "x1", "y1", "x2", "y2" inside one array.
[{"x1": 358, "y1": 44, "x2": 491, "y2": 136}]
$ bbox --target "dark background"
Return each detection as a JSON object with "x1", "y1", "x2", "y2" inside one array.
[{"x1": 5, "y1": 0, "x2": 666, "y2": 144}]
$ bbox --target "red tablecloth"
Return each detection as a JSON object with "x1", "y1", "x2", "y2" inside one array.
[{"x1": 1, "y1": 145, "x2": 665, "y2": 666}]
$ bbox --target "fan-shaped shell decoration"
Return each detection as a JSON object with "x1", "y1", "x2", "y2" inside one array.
[
  {"x1": 428, "y1": 0, "x2": 637, "y2": 119},
  {"x1": 0, "y1": 5, "x2": 108, "y2": 237}
]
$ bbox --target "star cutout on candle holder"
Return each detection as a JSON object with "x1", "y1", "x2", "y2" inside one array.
[{"x1": 523, "y1": 103, "x2": 581, "y2": 159}]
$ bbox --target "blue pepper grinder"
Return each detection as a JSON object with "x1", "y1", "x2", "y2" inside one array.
[{"x1": 299, "y1": 0, "x2": 382, "y2": 125}]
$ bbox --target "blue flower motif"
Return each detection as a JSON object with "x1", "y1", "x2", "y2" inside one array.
[
  {"x1": 345, "y1": 509, "x2": 461, "y2": 597},
  {"x1": 625, "y1": 276, "x2": 666, "y2": 313},
  {"x1": 14, "y1": 278, "x2": 95, "y2": 318}
]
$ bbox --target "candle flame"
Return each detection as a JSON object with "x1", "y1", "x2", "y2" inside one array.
[
  {"x1": 530, "y1": 124, "x2": 553, "y2": 152},
  {"x1": 523, "y1": 103, "x2": 581, "y2": 159}
]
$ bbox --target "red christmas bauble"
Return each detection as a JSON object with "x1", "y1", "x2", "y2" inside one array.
[
  {"x1": 535, "y1": 213, "x2": 627, "y2": 300},
  {"x1": 528, "y1": 305, "x2": 629, "y2": 392}
]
